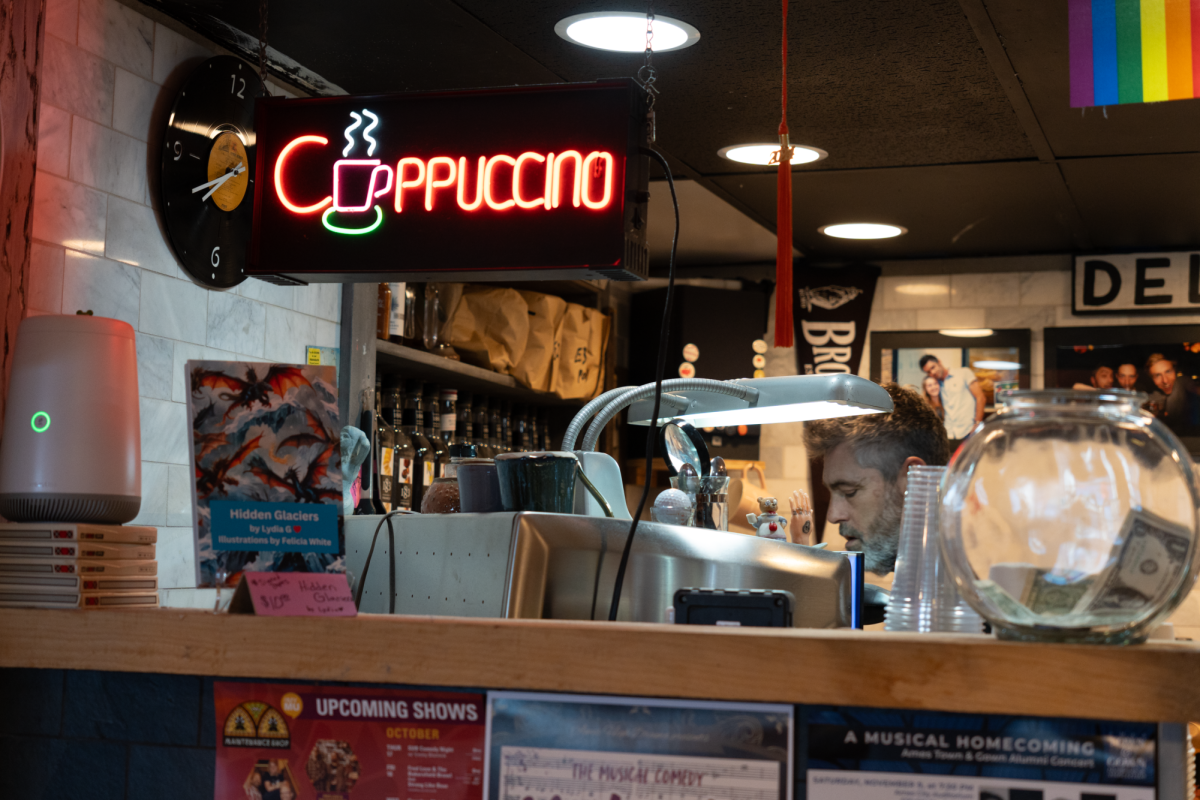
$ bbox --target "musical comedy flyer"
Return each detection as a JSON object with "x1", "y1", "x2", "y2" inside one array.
[
  {"x1": 214, "y1": 682, "x2": 485, "y2": 800},
  {"x1": 484, "y1": 692, "x2": 793, "y2": 800}
]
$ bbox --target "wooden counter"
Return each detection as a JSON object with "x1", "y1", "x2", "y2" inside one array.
[{"x1": 1, "y1": 608, "x2": 1198, "y2": 723}]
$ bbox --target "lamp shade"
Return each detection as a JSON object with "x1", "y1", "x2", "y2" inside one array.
[{"x1": 625, "y1": 374, "x2": 893, "y2": 428}]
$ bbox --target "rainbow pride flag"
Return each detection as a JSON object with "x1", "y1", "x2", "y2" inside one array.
[{"x1": 1069, "y1": 0, "x2": 1200, "y2": 106}]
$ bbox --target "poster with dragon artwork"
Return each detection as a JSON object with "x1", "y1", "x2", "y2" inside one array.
[{"x1": 186, "y1": 361, "x2": 343, "y2": 588}]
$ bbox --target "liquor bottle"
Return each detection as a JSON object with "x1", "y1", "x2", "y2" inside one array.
[
  {"x1": 538, "y1": 408, "x2": 551, "y2": 450},
  {"x1": 376, "y1": 283, "x2": 391, "y2": 340},
  {"x1": 375, "y1": 382, "x2": 395, "y2": 513},
  {"x1": 513, "y1": 404, "x2": 528, "y2": 452},
  {"x1": 450, "y1": 393, "x2": 475, "y2": 457},
  {"x1": 385, "y1": 387, "x2": 416, "y2": 511},
  {"x1": 473, "y1": 396, "x2": 493, "y2": 458},
  {"x1": 395, "y1": 380, "x2": 436, "y2": 511},
  {"x1": 423, "y1": 382, "x2": 450, "y2": 477},
  {"x1": 487, "y1": 397, "x2": 503, "y2": 455},
  {"x1": 501, "y1": 400, "x2": 514, "y2": 454},
  {"x1": 527, "y1": 408, "x2": 540, "y2": 454}
]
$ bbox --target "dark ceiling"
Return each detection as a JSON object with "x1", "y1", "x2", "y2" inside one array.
[{"x1": 138, "y1": 0, "x2": 1200, "y2": 265}]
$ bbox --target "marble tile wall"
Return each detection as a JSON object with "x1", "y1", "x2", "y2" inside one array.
[{"x1": 29, "y1": 0, "x2": 341, "y2": 607}]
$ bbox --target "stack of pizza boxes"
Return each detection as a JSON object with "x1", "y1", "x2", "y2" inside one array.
[{"x1": 0, "y1": 523, "x2": 159, "y2": 608}]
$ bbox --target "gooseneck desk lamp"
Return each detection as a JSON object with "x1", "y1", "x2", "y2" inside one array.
[{"x1": 563, "y1": 374, "x2": 894, "y2": 519}]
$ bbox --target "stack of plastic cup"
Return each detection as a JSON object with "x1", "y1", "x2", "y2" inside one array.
[{"x1": 884, "y1": 466, "x2": 983, "y2": 633}]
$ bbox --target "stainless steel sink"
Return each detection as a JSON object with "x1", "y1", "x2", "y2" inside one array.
[{"x1": 345, "y1": 512, "x2": 851, "y2": 627}]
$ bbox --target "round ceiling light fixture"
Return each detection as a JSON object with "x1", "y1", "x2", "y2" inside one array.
[
  {"x1": 939, "y1": 328, "x2": 995, "y2": 338},
  {"x1": 819, "y1": 223, "x2": 907, "y2": 240},
  {"x1": 718, "y1": 143, "x2": 827, "y2": 166},
  {"x1": 555, "y1": 12, "x2": 700, "y2": 53}
]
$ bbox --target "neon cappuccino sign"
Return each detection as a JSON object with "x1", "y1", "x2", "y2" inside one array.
[
  {"x1": 274, "y1": 127, "x2": 617, "y2": 235},
  {"x1": 249, "y1": 79, "x2": 648, "y2": 283}
]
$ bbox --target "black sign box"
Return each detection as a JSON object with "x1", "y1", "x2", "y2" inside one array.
[{"x1": 249, "y1": 79, "x2": 650, "y2": 284}]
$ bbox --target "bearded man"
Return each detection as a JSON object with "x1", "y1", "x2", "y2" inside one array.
[{"x1": 803, "y1": 383, "x2": 950, "y2": 575}]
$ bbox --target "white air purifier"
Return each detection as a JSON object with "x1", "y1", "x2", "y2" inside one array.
[{"x1": 0, "y1": 314, "x2": 141, "y2": 522}]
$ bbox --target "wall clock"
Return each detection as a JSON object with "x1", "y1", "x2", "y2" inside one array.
[{"x1": 160, "y1": 56, "x2": 263, "y2": 289}]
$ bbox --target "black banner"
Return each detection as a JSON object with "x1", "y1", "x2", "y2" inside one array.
[{"x1": 793, "y1": 263, "x2": 881, "y2": 379}]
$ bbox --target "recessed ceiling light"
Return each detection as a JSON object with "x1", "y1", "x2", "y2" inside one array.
[
  {"x1": 555, "y1": 12, "x2": 700, "y2": 53},
  {"x1": 973, "y1": 359, "x2": 1022, "y2": 370},
  {"x1": 939, "y1": 328, "x2": 994, "y2": 338},
  {"x1": 718, "y1": 143, "x2": 827, "y2": 166},
  {"x1": 820, "y1": 223, "x2": 906, "y2": 239}
]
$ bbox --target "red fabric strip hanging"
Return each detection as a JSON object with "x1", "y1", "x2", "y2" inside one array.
[{"x1": 775, "y1": 0, "x2": 794, "y2": 348}]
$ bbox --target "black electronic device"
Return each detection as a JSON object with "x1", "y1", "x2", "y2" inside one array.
[
  {"x1": 159, "y1": 56, "x2": 262, "y2": 289},
  {"x1": 249, "y1": 79, "x2": 650, "y2": 283},
  {"x1": 672, "y1": 588, "x2": 794, "y2": 628}
]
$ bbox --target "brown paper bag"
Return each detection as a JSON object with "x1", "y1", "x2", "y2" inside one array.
[
  {"x1": 441, "y1": 287, "x2": 529, "y2": 374},
  {"x1": 549, "y1": 303, "x2": 610, "y2": 400},
  {"x1": 512, "y1": 290, "x2": 567, "y2": 392}
]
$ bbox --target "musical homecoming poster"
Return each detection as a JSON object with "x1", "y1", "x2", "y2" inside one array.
[
  {"x1": 214, "y1": 682, "x2": 485, "y2": 800},
  {"x1": 802, "y1": 705, "x2": 1157, "y2": 800},
  {"x1": 484, "y1": 692, "x2": 793, "y2": 800}
]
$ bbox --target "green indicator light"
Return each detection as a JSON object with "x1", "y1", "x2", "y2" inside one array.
[
  {"x1": 322, "y1": 205, "x2": 384, "y2": 235},
  {"x1": 31, "y1": 411, "x2": 50, "y2": 432}
]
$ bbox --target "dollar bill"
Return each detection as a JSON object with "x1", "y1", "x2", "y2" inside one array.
[
  {"x1": 975, "y1": 579, "x2": 1041, "y2": 625},
  {"x1": 1023, "y1": 571, "x2": 1094, "y2": 616},
  {"x1": 1073, "y1": 508, "x2": 1193, "y2": 618}
]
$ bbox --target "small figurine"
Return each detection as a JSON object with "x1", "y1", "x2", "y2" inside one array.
[{"x1": 746, "y1": 496, "x2": 788, "y2": 541}]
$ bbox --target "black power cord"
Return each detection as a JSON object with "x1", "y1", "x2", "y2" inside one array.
[{"x1": 607, "y1": 146, "x2": 679, "y2": 622}]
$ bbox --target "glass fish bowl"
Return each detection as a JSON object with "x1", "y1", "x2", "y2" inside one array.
[{"x1": 939, "y1": 389, "x2": 1200, "y2": 644}]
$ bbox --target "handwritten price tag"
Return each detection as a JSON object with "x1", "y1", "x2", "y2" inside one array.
[{"x1": 244, "y1": 572, "x2": 357, "y2": 617}]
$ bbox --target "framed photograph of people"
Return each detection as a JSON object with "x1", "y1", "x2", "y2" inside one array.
[
  {"x1": 870, "y1": 329, "x2": 1032, "y2": 445},
  {"x1": 1044, "y1": 325, "x2": 1200, "y2": 454}
]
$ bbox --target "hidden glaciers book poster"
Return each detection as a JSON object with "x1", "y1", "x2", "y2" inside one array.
[{"x1": 186, "y1": 361, "x2": 343, "y2": 588}]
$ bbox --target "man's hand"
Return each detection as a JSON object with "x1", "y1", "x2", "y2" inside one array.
[{"x1": 788, "y1": 489, "x2": 814, "y2": 545}]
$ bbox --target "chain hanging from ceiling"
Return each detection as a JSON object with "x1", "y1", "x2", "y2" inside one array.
[
  {"x1": 258, "y1": 0, "x2": 272, "y2": 96},
  {"x1": 637, "y1": 5, "x2": 659, "y2": 143}
]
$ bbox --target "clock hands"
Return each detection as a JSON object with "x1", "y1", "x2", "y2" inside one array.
[{"x1": 191, "y1": 162, "x2": 245, "y2": 202}]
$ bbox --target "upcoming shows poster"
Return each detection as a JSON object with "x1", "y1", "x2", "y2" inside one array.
[
  {"x1": 485, "y1": 692, "x2": 793, "y2": 800},
  {"x1": 187, "y1": 361, "x2": 343, "y2": 587},
  {"x1": 214, "y1": 681, "x2": 485, "y2": 800},
  {"x1": 802, "y1": 705, "x2": 1157, "y2": 800}
]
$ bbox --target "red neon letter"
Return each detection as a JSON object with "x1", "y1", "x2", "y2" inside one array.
[
  {"x1": 395, "y1": 157, "x2": 426, "y2": 213},
  {"x1": 551, "y1": 150, "x2": 582, "y2": 209},
  {"x1": 484, "y1": 155, "x2": 517, "y2": 210},
  {"x1": 513, "y1": 152, "x2": 546, "y2": 209},
  {"x1": 457, "y1": 156, "x2": 485, "y2": 211},
  {"x1": 543, "y1": 153, "x2": 555, "y2": 210},
  {"x1": 425, "y1": 157, "x2": 457, "y2": 211},
  {"x1": 581, "y1": 151, "x2": 615, "y2": 210},
  {"x1": 275, "y1": 135, "x2": 332, "y2": 214},
  {"x1": 333, "y1": 159, "x2": 393, "y2": 212}
]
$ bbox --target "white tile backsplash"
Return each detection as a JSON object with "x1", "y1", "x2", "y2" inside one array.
[
  {"x1": 156, "y1": 527, "x2": 198, "y2": 589},
  {"x1": 294, "y1": 283, "x2": 341, "y2": 321},
  {"x1": 28, "y1": 242, "x2": 65, "y2": 314},
  {"x1": 152, "y1": 22, "x2": 213, "y2": 85},
  {"x1": 77, "y1": 0, "x2": 154, "y2": 80},
  {"x1": 46, "y1": 0, "x2": 79, "y2": 43},
  {"x1": 139, "y1": 271, "x2": 209, "y2": 343},
  {"x1": 62, "y1": 249, "x2": 140, "y2": 325},
  {"x1": 37, "y1": 103, "x2": 72, "y2": 177},
  {"x1": 139, "y1": 397, "x2": 188, "y2": 464},
  {"x1": 1020, "y1": 270, "x2": 1070, "y2": 307},
  {"x1": 916, "y1": 307, "x2": 987, "y2": 330},
  {"x1": 135, "y1": 331, "x2": 173, "y2": 400},
  {"x1": 106, "y1": 195, "x2": 179, "y2": 276},
  {"x1": 42, "y1": 34, "x2": 114, "y2": 125},
  {"x1": 985, "y1": 305, "x2": 1058, "y2": 330},
  {"x1": 239, "y1": 277, "x2": 294, "y2": 309},
  {"x1": 950, "y1": 272, "x2": 1021, "y2": 307},
  {"x1": 112, "y1": 67, "x2": 159, "y2": 141},
  {"x1": 33, "y1": 170, "x2": 107, "y2": 254},
  {"x1": 166, "y1": 464, "x2": 193, "y2": 528},
  {"x1": 69, "y1": 116, "x2": 148, "y2": 202},
  {"x1": 263, "y1": 305, "x2": 317, "y2": 363},
  {"x1": 207, "y1": 291, "x2": 266, "y2": 356},
  {"x1": 882, "y1": 275, "x2": 950, "y2": 310},
  {"x1": 128, "y1": 461, "x2": 167, "y2": 526}
]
